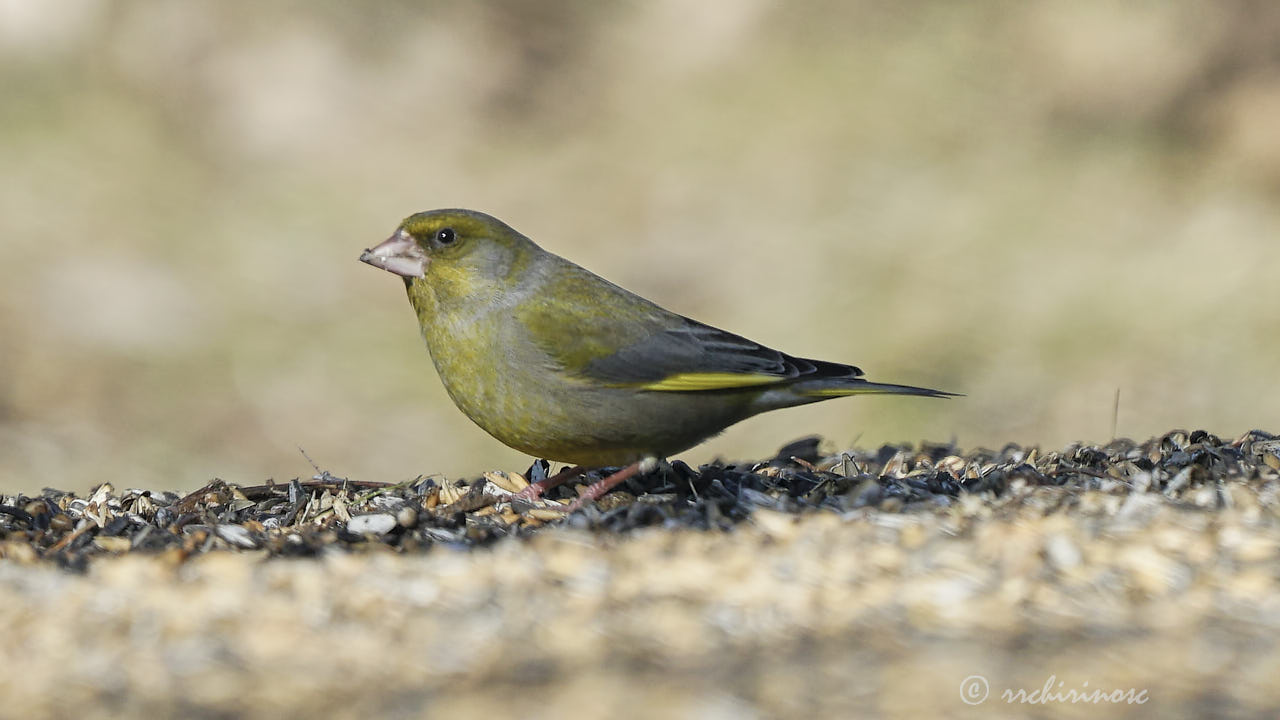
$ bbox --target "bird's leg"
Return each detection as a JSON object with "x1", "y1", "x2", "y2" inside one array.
[
  {"x1": 513, "y1": 465, "x2": 585, "y2": 501},
  {"x1": 565, "y1": 457, "x2": 659, "y2": 512}
]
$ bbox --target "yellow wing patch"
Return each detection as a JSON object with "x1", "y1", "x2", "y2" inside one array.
[{"x1": 638, "y1": 372, "x2": 781, "y2": 392}]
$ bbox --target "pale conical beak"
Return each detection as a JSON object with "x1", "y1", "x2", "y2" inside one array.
[{"x1": 359, "y1": 230, "x2": 428, "y2": 278}]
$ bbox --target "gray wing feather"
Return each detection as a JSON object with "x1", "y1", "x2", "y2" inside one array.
[{"x1": 581, "y1": 316, "x2": 864, "y2": 387}]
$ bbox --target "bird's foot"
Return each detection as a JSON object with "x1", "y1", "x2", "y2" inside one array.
[
  {"x1": 564, "y1": 457, "x2": 659, "y2": 513},
  {"x1": 511, "y1": 465, "x2": 585, "y2": 502}
]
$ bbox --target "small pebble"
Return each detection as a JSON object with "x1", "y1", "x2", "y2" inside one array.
[{"x1": 347, "y1": 513, "x2": 398, "y2": 536}]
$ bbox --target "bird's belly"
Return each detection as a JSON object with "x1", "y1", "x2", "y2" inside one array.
[
  {"x1": 437, "y1": 362, "x2": 751, "y2": 465},
  {"x1": 493, "y1": 387, "x2": 755, "y2": 466}
]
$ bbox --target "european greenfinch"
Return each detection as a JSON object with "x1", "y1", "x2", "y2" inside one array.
[{"x1": 360, "y1": 209, "x2": 955, "y2": 509}]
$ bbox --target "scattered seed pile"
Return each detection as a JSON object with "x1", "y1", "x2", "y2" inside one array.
[
  {"x1": 1, "y1": 429, "x2": 1276, "y2": 567},
  {"x1": 2, "y1": 429, "x2": 1279, "y2": 719}
]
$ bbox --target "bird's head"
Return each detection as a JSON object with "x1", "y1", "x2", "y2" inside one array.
[{"x1": 360, "y1": 209, "x2": 537, "y2": 300}]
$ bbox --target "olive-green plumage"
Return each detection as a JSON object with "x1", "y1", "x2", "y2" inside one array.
[{"x1": 360, "y1": 209, "x2": 954, "y2": 467}]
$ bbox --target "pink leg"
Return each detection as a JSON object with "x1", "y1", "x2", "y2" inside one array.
[
  {"x1": 565, "y1": 458, "x2": 657, "y2": 512},
  {"x1": 513, "y1": 465, "x2": 585, "y2": 501}
]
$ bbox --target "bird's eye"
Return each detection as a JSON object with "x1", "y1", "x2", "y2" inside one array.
[{"x1": 435, "y1": 228, "x2": 456, "y2": 245}]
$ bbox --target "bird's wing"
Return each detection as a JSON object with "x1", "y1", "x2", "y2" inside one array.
[
  {"x1": 581, "y1": 317, "x2": 866, "y2": 391},
  {"x1": 514, "y1": 261, "x2": 862, "y2": 392}
]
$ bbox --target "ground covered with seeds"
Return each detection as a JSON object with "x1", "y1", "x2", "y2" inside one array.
[{"x1": 2, "y1": 429, "x2": 1279, "y2": 718}]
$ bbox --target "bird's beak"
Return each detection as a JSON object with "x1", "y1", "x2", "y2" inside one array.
[{"x1": 359, "y1": 230, "x2": 428, "y2": 278}]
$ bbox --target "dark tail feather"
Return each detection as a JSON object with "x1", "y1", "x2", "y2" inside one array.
[{"x1": 798, "y1": 379, "x2": 961, "y2": 399}]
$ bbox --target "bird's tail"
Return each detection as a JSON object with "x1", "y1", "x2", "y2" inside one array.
[{"x1": 796, "y1": 379, "x2": 961, "y2": 399}]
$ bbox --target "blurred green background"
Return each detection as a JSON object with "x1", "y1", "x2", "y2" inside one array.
[{"x1": 3, "y1": 1, "x2": 1279, "y2": 494}]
